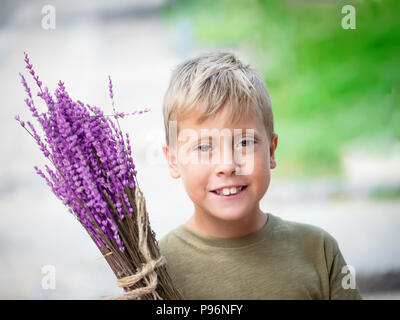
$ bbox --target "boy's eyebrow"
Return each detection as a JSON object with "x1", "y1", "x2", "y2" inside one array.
[{"x1": 196, "y1": 129, "x2": 260, "y2": 140}]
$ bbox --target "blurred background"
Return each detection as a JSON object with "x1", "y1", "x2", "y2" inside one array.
[{"x1": 0, "y1": 0, "x2": 399, "y2": 299}]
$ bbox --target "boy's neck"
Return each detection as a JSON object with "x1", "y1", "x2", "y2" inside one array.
[{"x1": 185, "y1": 209, "x2": 268, "y2": 239}]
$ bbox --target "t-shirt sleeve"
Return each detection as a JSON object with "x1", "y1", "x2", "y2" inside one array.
[{"x1": 326, "y1": 236, "x2": 363, "y2": 300}]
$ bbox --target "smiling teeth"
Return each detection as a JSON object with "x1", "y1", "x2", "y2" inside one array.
[{"x1": 216, "y1": 186, "x2": 243, "y2": 196}]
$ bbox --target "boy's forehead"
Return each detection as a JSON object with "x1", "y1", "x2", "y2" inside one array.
[{"x1": 177, "y1": 107, "x2": 262, "y2": 133}]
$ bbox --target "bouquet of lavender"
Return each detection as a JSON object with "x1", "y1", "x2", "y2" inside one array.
[{"x1": 15, "y1": 53, "x2": 183, "y2": 300}]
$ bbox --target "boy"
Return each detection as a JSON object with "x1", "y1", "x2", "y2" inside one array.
[{"x1": 159, "y1": 51, "x2": 362, "y2": 300}]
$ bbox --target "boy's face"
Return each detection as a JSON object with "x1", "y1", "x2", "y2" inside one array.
[{"x1": 163, "y1": 105, "x2": 278, "y2": 223}]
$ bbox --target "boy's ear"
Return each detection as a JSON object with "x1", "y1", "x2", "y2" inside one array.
[
  {"x1": 162, "y1": 144, "x2": 181, "y2": 179},
  {"x1": 269, "y1": 133, "x2": 278, "y2": 169}
]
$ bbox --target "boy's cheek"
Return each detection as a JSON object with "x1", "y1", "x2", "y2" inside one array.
[
  {"x1": 233, "y1": 151, "x2": 255, "y2": 175},
  {"x1": 249, "y1": 154, "x2": 271, "y2": 176}
]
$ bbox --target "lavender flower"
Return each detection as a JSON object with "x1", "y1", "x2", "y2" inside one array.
[
  {"x1": 108, "y1": 75, "x2": 114, "y2": 100},
  {"x1": 15, "y1": 53, "x2": 150, "y2": 252},
  {"x1": 15, "y1": 54, "x2": 185, "y2": 301}
]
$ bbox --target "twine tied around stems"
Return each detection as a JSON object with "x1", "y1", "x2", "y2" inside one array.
[
  {"x1": 102, "y1": 184, "x2": 166, "y2": 300},
  {"x1": 114, "y1": 256, "x2": 166, "y2": 299}
]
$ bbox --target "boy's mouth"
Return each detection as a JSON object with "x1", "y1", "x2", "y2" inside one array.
[{"x1": 210, "y1": 185, "x2": 248, "y2": 198}]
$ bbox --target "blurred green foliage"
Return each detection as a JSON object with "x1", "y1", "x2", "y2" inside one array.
[
  {"x1": 163, "y1": 0, "x2": 400, "y2": 178},
  {"x1": 369, "y1": 185, "x2": 400, "y2": 200}
]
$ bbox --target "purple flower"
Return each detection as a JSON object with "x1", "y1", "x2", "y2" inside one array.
[
  {"x1": 108, "y1": 76, "x2": 114, "y2": 100},
  {"x1": 17, "y1": 53, "x2": 151, "y2": 252}
]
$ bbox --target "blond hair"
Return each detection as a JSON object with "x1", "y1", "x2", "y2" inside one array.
[{"x1": 162, "y1": 51, "x2": 274, "y2": 146}]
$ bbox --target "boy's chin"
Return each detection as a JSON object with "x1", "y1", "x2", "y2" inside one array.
[{"x1": 208, "y1": 208, "x2": 253, "y2": 222}]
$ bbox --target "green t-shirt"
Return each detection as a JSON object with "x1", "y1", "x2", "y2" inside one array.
[{"x1": 158, "y1": 213, "x2": 363, "y2": 300}]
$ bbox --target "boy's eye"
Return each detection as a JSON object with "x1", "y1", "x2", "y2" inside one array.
[
  {"x1": 197, "y1": 144, "x2": 212, "y2": 152},
  {"x1": 237, "y1": 139, "x2": 255, "y2": 147},
  {"x1": 196, "y1": 139, "x2": 255, "y2": 152}
]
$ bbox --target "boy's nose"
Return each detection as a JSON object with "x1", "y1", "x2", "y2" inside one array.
[
  {"x1": 215, "y1": 162, "x2": 240, "y2": 177},
  {"x1": 211, "y1": 140, "x2": 253, "y2": 176},
  {"x1": 214, "y1": 147, "x2": 241, "y2": 176}
]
